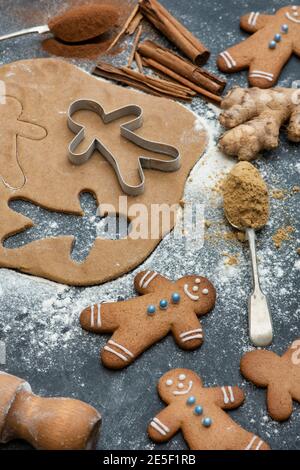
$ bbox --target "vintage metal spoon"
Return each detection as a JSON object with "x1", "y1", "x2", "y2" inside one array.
[
  {"x1": 225, "y1": 214, "x2": 273, "y2": 347},
  {"x1": 0, "y1": 25, "x2": 50, "y2": 42}
]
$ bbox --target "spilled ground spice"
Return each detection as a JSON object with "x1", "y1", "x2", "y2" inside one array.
[
  {"x1": 271, "y1": 188, "x2": 287, "y2": 200},
  {"x1": 223, "y1": 230, "x2": 246, "y2": 243},
  {"x1": 222, "y1": 253, "x2": 239, "y2": 266},
  {"x1": 272, "y1": 226, "x2": 294, "y2": 249}
]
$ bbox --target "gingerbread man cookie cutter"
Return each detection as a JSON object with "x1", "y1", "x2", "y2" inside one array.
[{"x1": 67, "y1": 100, "x2": 181, "y2": 196}]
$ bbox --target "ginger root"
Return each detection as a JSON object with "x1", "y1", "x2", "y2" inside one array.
[{"x1": 219, "y1": 87, "x2": 300, "y2": 161}]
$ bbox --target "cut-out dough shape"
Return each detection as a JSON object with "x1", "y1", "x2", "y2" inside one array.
[
  {"x1": 0, "y1": 59, "x2": 206, "y2": 285},
  {"x1": 148, "y1": 369, "x2": 270, "y2": 450},
  {"x1": 0, "y1": 96, "x2": 47, "y2": 189},
  {"x1": 240, "y1": 340, "x2": 300, "y2": 421},
  {"x1": 4, "y1": 193, "x2": 129, "y2": 263},
  {"x1": 68, "y1": 100, "x2": 180, "y2": 196}
]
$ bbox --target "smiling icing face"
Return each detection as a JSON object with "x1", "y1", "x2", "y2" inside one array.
[
  {"x1": 181, "y1": 276, "x2": 210, "y2": 302},
  {"x1": 166, "y1": 374, "x2": 193, "y2": 396},
  {"x1": 159, "y1": 369, "x2": 203, "y2": 402},
  {"x1": 285, "y1": 5, "x2": 300, "y2": 23}
]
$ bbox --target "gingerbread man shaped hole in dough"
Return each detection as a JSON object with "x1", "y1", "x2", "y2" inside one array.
[
  {"x1": 217, "y1": 5, "x2": 300, "y2": 88},
  {"x1": 148, "y1": 369, "x2": 270, "y2": 450},
  {"x1": 0, "y1": 96, "x2": 47, "y2": 190},
  {"x1": 241, "y1": 340, "x2": 300, "y2": 421},
  {"x1": 80, "y1": 271, "x2": 216, "y2": 369}
]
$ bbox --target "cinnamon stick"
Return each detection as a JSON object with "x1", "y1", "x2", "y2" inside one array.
[
  {"x1": 139, "y1": 0, "x2": 210, "y2": 66},
  {"x1": 93, "y1": 61, "x2": 195, "y2": 101},
  {"x1": 126, "y1": 11, "x2": 143, "y2": 35},
  {"x1": 142, "y1": 57, "x2": 222, "y2": 103},
  {"x1": 135, "y1": 51, "x2": 144, "y2": 74},
  {"x1": 122, "y1": 66, "x2": 195, "y2": 96},
  {"x1": 138, "y1": 40, "x2": 226, "y2": 95},
  {"x1": 106, "y1": 4, "x2": 139, "y2": 52},
  {"x1": 127, "y1": 25, "x2": 143, "y2": 67}
]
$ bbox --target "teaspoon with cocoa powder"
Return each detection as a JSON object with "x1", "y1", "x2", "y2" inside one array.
[{"x1": 0, "y1": 4, "x2": 119, "y2": 44}]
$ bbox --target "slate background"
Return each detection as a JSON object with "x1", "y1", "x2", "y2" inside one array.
[{"x1": 0, "y1": 0, "x2": 299, "y2": 451}]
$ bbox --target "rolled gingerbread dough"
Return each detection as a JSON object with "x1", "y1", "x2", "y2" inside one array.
[{"x1": 0, "y1": 59, "x2": 206, "y2": 285}]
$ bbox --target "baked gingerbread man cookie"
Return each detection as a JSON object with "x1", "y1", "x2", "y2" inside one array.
[
  {"x1": 241, "y1": 340, "x2": 300, "y2": 421},
  {"x1": 80, "y1": 271, "x2": 216, "y2": 369},
  {"x1": 217, "y1": 5, "x2": 300, "y2": 88},
  {"x1": 148, "y1": 369, "x2": 270, "y2": 450}
]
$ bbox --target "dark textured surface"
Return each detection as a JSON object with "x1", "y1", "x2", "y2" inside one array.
[{"x1": 0, "y1": 0, "x2": 299, "y2": 451}]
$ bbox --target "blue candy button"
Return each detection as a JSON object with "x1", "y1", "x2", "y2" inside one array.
[
  {"x1": 171, "y1": 292, "x2": 181, "y2": 304},
  {"x1": 186, "y1": 396, "x2": 196, "y2": 405},
  {"x1": 159, "y1": 299, "x2": 168, "y2": 309},
  {"x1": 147, "y1": 305, "x2": 156, "y2": 315},
  {"x1": 194, "y1": 405, "x2": 203, "y2": 415},
  {"x1": 202, "y1": 417, "x2": 212, "y2": 427}
]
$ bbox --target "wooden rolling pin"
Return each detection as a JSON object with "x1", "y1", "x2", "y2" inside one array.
[{"x1": 0, "y1": 371, "x2": 101, "y2": 450}]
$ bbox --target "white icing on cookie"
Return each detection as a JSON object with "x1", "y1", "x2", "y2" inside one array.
[
  {"x1": 221, "y1": 386, "x2": 229, "y2": 404},
  {"x1": 220, "y1": 51, "x2": 236, "y2": 69},
  {"x1": 166, "y1": 379, "x2": 173, "y2": 386},
  {"x1": 245, "y1": 435, "x2": 263, "y2": 450},
  {"x1": 103, "y1": 340, "x2": 134, "y2": 362},
  {"x1": 248, "y1": 11, "x2": 260, "y2": 26},
  {"x1": 97, "y1": 303, "x2": 102, "y2": 327},
  {"x1": 180, "y1": 328, "x2": 202, "y2": 338},
  {"x1": 195, "y1": 278, "x2": 201, "y2": 284},
  {"x1": 179, "y1": 374, "x2": 186, "y2": 380},
  {"x1": 108, "y1": 340, "x2": 134, "y2": 358},
  {"x1": 183, "y1": 284, "x2": 199, "y2": 301},
  {"x1": 202, "y1": 288, "x2": 209, "y2": 295},
  {"x1": 192, "y1": 286, "x2": 199, "y2": 292},
  {"x1": 103, "y1": 346, "x2": 128, "y2": 362},
  {"x1": 90, "y1": 305, "x2": 94, "y2": 327},
  {"x1": 249, "y1": 70, "x2": 274, "y2": 82},
  {"x1": 251, "y1": 70, "x2": 274, "y2": 78},
  {"x1": 228, "y1": 386, "x2": 235, "y2": 402},
  {"x1": 256, "y1": 440, "x2": 264, "y2": 450},
  {"x1": 173, "y1": 380, "x2": 193, "y2": 395},
  {"x1": 150, "y1": 418, "x2": 170, "y2": 435},
  {"x1": 139, "y1": 271, "x2": 157, "y2": 288},
  {"x1": 286, "y1": 12, "x2": 300, "y2": 23},
  {"x1": 222, "y1": 386, "x2": 235, "y2": 404},
  {"x1": 181, "y1": 334, "x2": 203, "y2": 343}
]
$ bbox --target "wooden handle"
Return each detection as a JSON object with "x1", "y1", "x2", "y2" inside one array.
[{"x1": 0, "y1": 372, "x2": 101, "y2": 450}]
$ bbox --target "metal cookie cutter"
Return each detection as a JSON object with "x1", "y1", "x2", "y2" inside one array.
[{"x1": 67, "y1": 99, "x2": 181, "y2": 196}]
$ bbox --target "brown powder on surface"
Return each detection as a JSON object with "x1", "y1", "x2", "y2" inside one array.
[
  {"x1": 222, "y1": 253, "x2": 239, "y2": 266},
  {"x1": 223, "y1": 230, "x2": 246, "y2": 243},
  {"x1": 297, "y1": 248, "x2": 300, "y2": 255},
  {"x1": 292, "y1": 186, "x2": 300, "y2": 193},
  {"x1": 222, "y1": 162, "x2": 269, "y2": 230},
  {"x1": 271, "y1": 188, "x2": 287, "y2": 200},
  {"x1": 272, "y1": 226, "x2": 294, "y2": 249}
]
